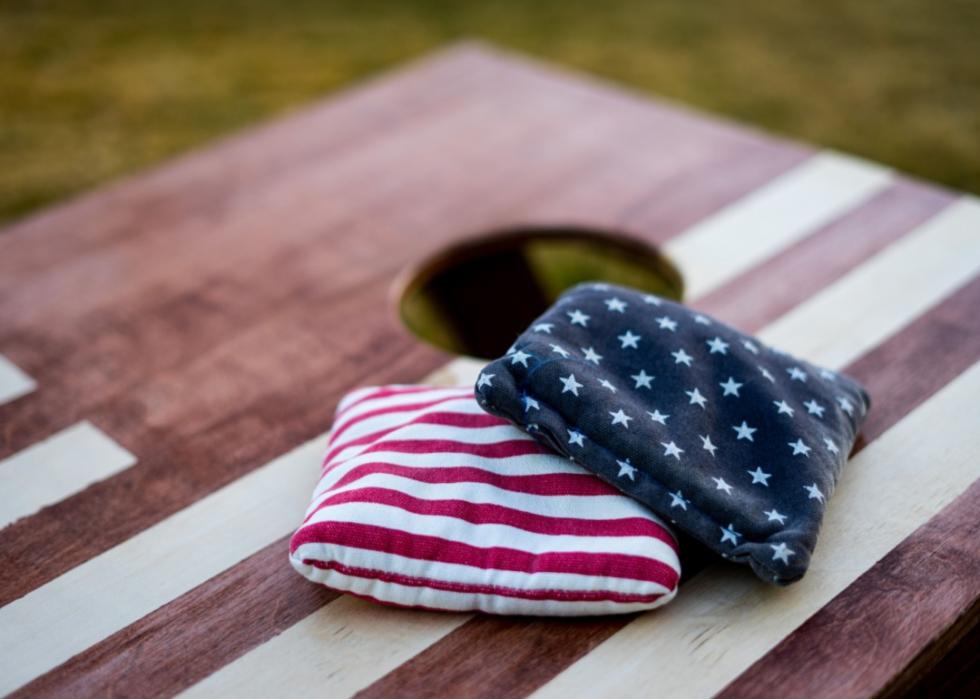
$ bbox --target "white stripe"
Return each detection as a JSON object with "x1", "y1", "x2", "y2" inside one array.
[
  {"x1": 307, "y1": 475, "x2": 664, "y2": 528},
  {"x1": 533, "y1": 358, "x2": 980, "y2": 699},
  {"x1": 0, "y1": 433, "x2": 328, "y2": 696},
  {"x1": 328, "y1": 396, "x2": 486, "y2": 451},
  {"x1": 291, "y1": 568, "x2": 674, "y2": 616},
  {"x1": 311, "y1": 449, "x2": 589, "y2": 504},
  {"x1": 301, "y1": 499, "x2": 679, "y2": 560},
  {"x1": 333, "y1": 387, "x2": 471, "y2": 433},
  {"x1": 330, "y1": 422, "x2": 533, "y2": 463},
  {"x1": 0, "y1": 421, "x2": 136, "y2": 530},
  {"x1": 0, "y1": 354, "x2": 36, "y2": 405},
  {"x1": 760, "y1": 197, "x2": 980, "y2": 367},
  {"x1": 291, "y1": 543, "x2": 675, "y2": 597},
  {"x1": 179, "y1": 596, "x2": 471, "y2": 699},
  {"x1": 664, "y1": 151, "x2": 892, "y2": 298}
]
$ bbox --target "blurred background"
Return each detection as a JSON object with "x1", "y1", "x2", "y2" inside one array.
[{"x1": 1, "y1": 0, "x2": 978, "y2": 228}]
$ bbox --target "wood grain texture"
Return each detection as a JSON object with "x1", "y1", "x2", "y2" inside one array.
[
  {"x1": 355, "y1": 271, "x2": 980, "y2": 699},
  {"x1": 716, "y1": 478, "x2": 980, "y2": 699},
  {"x1": 0, "y1": 44, "x2": 806, "y2": 610}
]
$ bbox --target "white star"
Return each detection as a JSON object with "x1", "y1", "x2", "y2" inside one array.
[
  {"x1": 567, "y1": 309, "x2": 590, "y2": 327},
  {"x1": 617, "y1": 330, "x2": 641, "y2": 349},
  {"x1": 770, "y1": 543, "x2": 795, "y2": 565},
  {"x1": 610, "y1": 409, "x2": 633, "y2": 428},
  {"x1": 686, "y1": 388, "x2": 708, "y2": 408},
  {"x1": 643, "y1": 295, "x2": 662, "y2": 306},
  {"x1": 661, "y1": 441, "x2": 684, "y2": 460},
  {"x1": 743, "y1": 340, "x2": 759, "y2": 355},
  {"x1": 789, "y1": 439, "x2": 812, "y2": 456},
  {"x1": 765, "y1": 509, "x2": 787, "y2": 525},
  {"x1": 706, "y1": 337, "x2": 730, "y2": 354},
  {"x1": 630, "y1": 370, "x2": 654, "y2": 389},
  {"x1": 590, "y1": 283, "x2": 610, "y2": 291},
  {"x1": 510, "y1": 350, "x2": 532, "y2": 367},
  {"x1": 821, "y1": 369, "x2": 837, "y2": 381},
  {"x1": 759, "y1": 366, "x2": 775, "y2": 382},
  {"x1": 838, "y1": 396, "x2": 855, "y2": 415},
  {"x1": 550, "y1": 343, "x2": 570, "y2": 358},
  {"x1": 521, "y1": 394, "x2": 540, "y2": 412},
  {"x1": 559, "y1": 373, "x2": 583, "y2": 396},
  {"x1": 787, "y1": 367, "x2": 808, "y2": 382},
  {"x1": 581, "y1": 346, "x2": 603, "y2": 364},
  {"x1": 605, "y1": 297, "x2": 627, "y2": 313},
  {"x1": 773, "y1": 400, "x2": 795, "y2": 417},
  {"x1": 720, "y1": 377, "x2": 743, "y2": 397},
  {"x1": 533, "y1": 323, "x2": 554, "y2": 334},
  {"x1": 598, "y1": 379, "x2": 617, "y2": 393},
  {"x1": 616, "y1": 458, "x2": 637, "y2": 480},
  {"x1": 672, "y1": 349, "x2": 694, "y2": 366},
  {"x1": 669, "y1": 490, "x2": 689, "y2": 510},
  {"x1": 824, "y1": 438, "x2": 840, "y2": 455},
  {"x1": 700, "y1": 434, "x2": 718, "y2": 457},
  {"x1": 720, "y1": 523, "x2": 741, "y2": 544},
  {"x1": 694, "y1": 314, "x2": 712, "y2": 325},
  {"x1": 747, "y1": 467, "x2": 771, "y2": 486},
  {"x1": 476, "y1": 373, "x2": 494, "y2": 388},
  {"x1": 647, "y1": 409, "x2": 669, "y2": 425},
  {"x1": 804, "y1": 483, "x2": 825, "y2": 502},
  {"x1": 507, "y1": 344, "x2": 517, "y2": 355},
  {"x1": 713, "y1": 477, "x2": 734, "y2": 495},
  {"x1": 567, "y1": 429, "x2": 586, "y2": 447},
  {"x1": 656, "y1": 316, "x2": 678, "y2": 332},
  {"x1": 804, "y1": 399, "x2": 825, "y2": 417},
  {"x1": 733, "y1": 421, "x2": 757, "y2": 441}
]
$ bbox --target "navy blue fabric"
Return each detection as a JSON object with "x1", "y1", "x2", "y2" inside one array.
[{"x1": 474, "y1": 282, "x2": 869, "y2": 585}]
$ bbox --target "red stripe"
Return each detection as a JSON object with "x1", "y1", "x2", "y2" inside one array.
[
  {"x1": 304, "y1": 487, "x2": 677, "y2": 546},
  {"x1": 334, "y1": 386, "x2": 469, "y2": 423},
  {"x1": 329, "y1": 462, "x2": 619, "y2": 497},
  {"x1": 305, "y1": 559, "x2": 670, "y2": 604},
  {"x1": 290, "y1": 522, "x2": 680, "y2": 588},
  {"x1": 330, "y1": 392, "x2": 476, "y2": 445},
  {"x1": 325, "y1": 410, "x2": 506, "y2": 463},
  {"x1": 323, "y1": 438, "x2": 549, "y2": 476}
]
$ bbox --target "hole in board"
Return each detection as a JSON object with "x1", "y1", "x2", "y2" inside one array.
[{"x1": 395, "y1": 225, "x2": 684, "y2": 360}]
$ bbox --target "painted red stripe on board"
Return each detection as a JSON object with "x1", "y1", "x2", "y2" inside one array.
[
  {"x1": 291, "y1": 521, "x2": 680, "y2": 586},
  {"x1": 324, "y1": 410, "x2": 505, "y2": 462},
  {"x1": 298, "y1": 487, "x2": 676, "y2": 543},
  {"x1": 306, "y1": 559, "x2": 670, "y2": 605},
  {"x1": 329, "y1": 462, "x2": 618, "y2": 497}
]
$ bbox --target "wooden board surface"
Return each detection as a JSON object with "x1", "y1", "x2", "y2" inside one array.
[{"x1": 1, "y1": 42, "x2": 978, "y2": 698}]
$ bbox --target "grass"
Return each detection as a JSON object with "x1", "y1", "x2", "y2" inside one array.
[{"x1": 1, "y1": 0, "x2": 978, "y2": 225}]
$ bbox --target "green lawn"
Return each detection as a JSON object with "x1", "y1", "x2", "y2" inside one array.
[{"x1": 1, "y1": 0, "x2": 978, "y2": 225}]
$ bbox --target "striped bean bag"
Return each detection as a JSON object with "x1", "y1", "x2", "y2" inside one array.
[{"x1": 289, "y1": 385, "x2": 681, "y2": 616}]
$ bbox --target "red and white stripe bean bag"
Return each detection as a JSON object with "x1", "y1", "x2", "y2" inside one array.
[{"x1": 289, "y1": 385, "x2": 681, "y2": 615}]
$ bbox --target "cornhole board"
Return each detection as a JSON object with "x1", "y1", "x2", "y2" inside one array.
[{"x1": 1, "y1": 42, "x2": 979, "y2": 698}]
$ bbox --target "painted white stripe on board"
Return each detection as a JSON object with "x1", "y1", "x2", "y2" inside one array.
[
  {"x1": 664, "y1": 151, "x2": 892, "y2": 298},
  {"x1": 0, "y1": 433, "x2": 328, "y2": 696},
  {"x1": 760, "y1": 197, "x2": 980, "y2": 368},
  {"x1": 533, "y1": 359, "x2": 980, "y2": 699},
  {"x1": 0, "y1": 421, "x2": 136, "y2": 530},
  {"x1": 0, "y1": 355, "x2": 36, "y2": 405},
  {"x1": 181, "y1": 596, "x2": 469, "y2": 699}
]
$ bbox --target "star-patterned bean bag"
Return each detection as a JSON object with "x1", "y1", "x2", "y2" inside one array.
[
  {"x1": 474, "y1": 283, "x2": 869, "y2": 585},
  {"x1": 290, "y1": 385, "x2": 681, "y2": 615}
]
